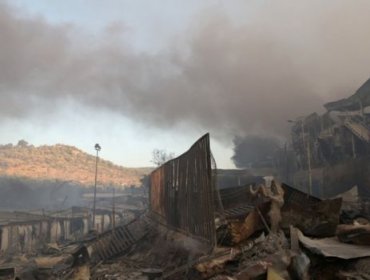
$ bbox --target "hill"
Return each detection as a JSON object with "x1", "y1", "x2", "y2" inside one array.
[{"x1": 0, "y1": 141, "x2": 152, "y2": 188}]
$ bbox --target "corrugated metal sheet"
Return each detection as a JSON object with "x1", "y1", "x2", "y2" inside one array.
[
  {"x1": 89, "y1": 217, "x2": 150, "y2": 262},
  {"x1": 149, "y1": 133, "x2": 216, "y2": 245}
]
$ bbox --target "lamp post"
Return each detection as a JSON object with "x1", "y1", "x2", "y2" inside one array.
[
  {"x1": 92, "y1": 143, "x2": 101, "y2": 230},
  {"x1": 112, "y1": 187, "x2": 116, "y2": 231},
  {"x1": 288, "y1": 119, "x2": 312, "y2": 195}
]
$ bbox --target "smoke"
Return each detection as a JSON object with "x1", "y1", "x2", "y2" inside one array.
[
  {"x1": 232, "y1": 135, "x2": 280, "y2": 168},
  {"x1": 0, "y1": 177, "x2": 84, "y2": 210},
  {"x1": 1, "y1": 1, "x2": 370, "y2": 142}
]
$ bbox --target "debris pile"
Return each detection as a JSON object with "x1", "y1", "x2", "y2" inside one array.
[
  {"x1": 189, "y1": 180, "x2": 370, "y2": 280},
  {"x1": 1, "y1": 134, "x2": 370, "y2": 279},
  {"x1": 83, "y1": 180, "x2": 370, "y2": 279}
]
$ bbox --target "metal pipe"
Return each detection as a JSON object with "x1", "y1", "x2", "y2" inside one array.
[
  {"x1": 92, "y1": 144, "x2": 101, "y2": 230},
  {"x1": 112, "y1": 187, "x2": 116, "y2": 231}
]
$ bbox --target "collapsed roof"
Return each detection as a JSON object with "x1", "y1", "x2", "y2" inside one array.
[{"x1": 324, "y1": 78, "x2": 370, "y2": 111}]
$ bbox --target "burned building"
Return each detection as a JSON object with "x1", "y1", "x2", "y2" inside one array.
[{"x1": 282, "y1": 78, "x2": 370, "y2": 198}]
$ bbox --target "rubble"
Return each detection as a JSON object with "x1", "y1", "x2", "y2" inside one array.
[
  {"x1": 227, "y1": 201, "x2": 271, "y2": 244},
  {"x1": 281, "y1": 183, "x2": 342, "y2": 237},
  {"x1": 0, "y1": 184, "x2": 368, "y2": 280},
  {"x1": 336, "y1": 223, "x2": 370, "y2": 245},
  {"x1": 2, "y1": 134, "x2": 370, "y2": 279},
  {"x1": 297, "y1": 228, "x2": 370, "y2": 259},
  {"x1": 288, "y1": 252, "x2": 310, "y2": 280}
]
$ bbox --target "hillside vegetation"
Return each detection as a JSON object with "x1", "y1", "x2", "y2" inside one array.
[{"x1": 0, "y1": 141, "x2": 152, "y2": 188}]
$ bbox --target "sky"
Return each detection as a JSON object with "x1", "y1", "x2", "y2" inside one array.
[{"x1": 1, "y1": 1, "x2": 370, "y2": 168}]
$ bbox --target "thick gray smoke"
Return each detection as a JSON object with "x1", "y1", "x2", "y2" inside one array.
[
  {"x1": 1, "y1": 1, "x2": 370, "y2": 140},
  {"x1": 232, "y1": 135, "x2": 280, "y2": 168}
]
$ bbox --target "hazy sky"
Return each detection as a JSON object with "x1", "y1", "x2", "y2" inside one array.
[{"x1": 1, "y1": 1, "x2": 370, "y2": 168}]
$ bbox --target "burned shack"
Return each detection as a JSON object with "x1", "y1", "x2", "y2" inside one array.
[
  {"x1": 0, "y1": 209, "x2": 90, "y2": 255},
  {"x1": 0, "y1": 212, "x2": 50, "y2": 255},
  {"x1": 0, "y1": 206, "x2": 123, "y2": 256}
]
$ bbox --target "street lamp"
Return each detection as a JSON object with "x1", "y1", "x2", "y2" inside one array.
[
  {"x1": 92, "y1": 143, "x2": 101, "y2": 230},
  {"x1": 288, "y1": 119, "x2": 312, "y2": 195}
]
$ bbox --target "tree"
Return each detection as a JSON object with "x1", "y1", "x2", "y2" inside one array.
[
  {"x1": 17, "y1": 140, "x2": 28, "y2": 147},
  {"x1": 151, "y1": 149, "x2": 175, "y2": 166}
]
